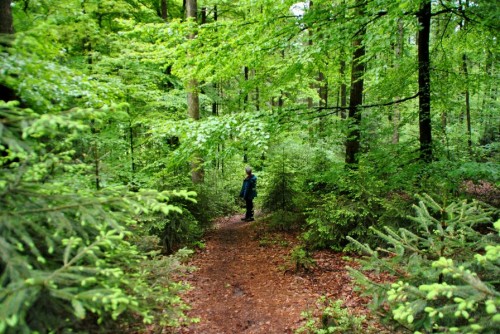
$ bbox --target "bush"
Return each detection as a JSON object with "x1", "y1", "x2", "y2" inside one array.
[
  {"x1": 143, "y1": 210, "x2": 202, "y2": 254},
  {"x1": 266, "y1": 209, "x2": 304, "y2": 231},
  {"x1": 0, "y1": 102, "x2": 196, "y2": 332},
  {"x1": 288, "y1": 246, "x2": 316, "y2": 273},
  {"x1": 296, "y1": 297, "x2": 365, "y2": 334},
  {"x1": 302, "y1": 170, "x2": 411, "y2": 251},
  {"x1": 348, "y1": 194, "x2": 500, "y2": 334},
  {"x1": 261, "y1": 149, "x2": 302, "y2": 213}
]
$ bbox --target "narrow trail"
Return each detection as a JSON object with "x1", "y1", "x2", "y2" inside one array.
[{"x1": 177, "y1": 215, "x2": 371, "y2": 334}]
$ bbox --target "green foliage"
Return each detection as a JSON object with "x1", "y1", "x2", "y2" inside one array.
[
  {"x1": 142, "y1": 210, "x2": 202, "y2": 254},
  {"x1": 288, "y1": 246, "x2": 316, "y2": 273},
  {"x1": 296, "y1": 297, "x2": 366, "y2": 334},
  {"x1": 2, "y1": 0, "x2": 499, "y2": 331},
  {"x1": 0, "y1": 101, "x2": 195, "y2": 332},
  {"x1": 302, "y1": 169, "x2": 412, "y2": 251},
  {"x1": 261, "y1": 147, "x2": 302, "y2": 213},
  {"x1": 348, "y1": 194, "x2": 500, "y2": 334},
  {"x1": 266, "y1": 209, "x2": 305, "y2": 231}
]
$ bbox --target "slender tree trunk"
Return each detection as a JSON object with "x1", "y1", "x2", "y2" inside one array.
[
  {"x1": 339, "y1": 0, "x2": 347, "y2": 118},
  {"x1": 211, "y1": 7, "x2": 218, "y2": 116},
  {"x1": 480, "y1": 49, "x2": 494, "y2": 144},
  {"x1": 345, "y1": 0, "x2": 366, "y2": 167},
  {"x1": 0, "y1": 0, "x2": 17, "y2": 102},
  {"x1": 417, "y1": 0, "x2": 432, "y2": 162},
  {"x1": 462, "y1": 55, "x2": 472, "y2": 150},
  {"x1": 460, "y1": 0, "x2": 472, "y2": 151},
  {"x1": 201, "y1": 6, "x2": 207, "y2": 24},
  {"x1": 307, "y1": 32, "x2": 314, "y2": 109},
  {"x1": 253, "y1": 69, "x2": 260, "y2": 111},
  {"x1": 161, "y1": 0, "x2": 168, "y2": 21},
  {"x1": 319, "y1": 71, "x2": 328, "y2": 107},
  {"x1": 339, "y1": 58, "x2": 347, "y2": 119},
  {"x1": 186, "y1": 0, "x2": 204, "y2": 183},
  {"x1": 129, "y1": 119, "x2": 135, "y2": 173},
  {"x1": 393, "y1": 20, "x2": 404, "y2": 144},
  {"x1": 244, "y1": 66, "x2": 249, "y2": 105},
  {"x1": 90, "y1": 120, "x2": 100, "y2": 190}
]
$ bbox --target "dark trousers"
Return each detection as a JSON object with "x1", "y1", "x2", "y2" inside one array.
[{"x1": 245, "y1": 198, "x2": 254, "y2": 219}]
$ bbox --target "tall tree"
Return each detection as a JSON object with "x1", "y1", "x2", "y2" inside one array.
[
  {"x1": 186, "y1": 0, "x2": 204, "y2": 183},
  {"x1": 459, "y1": 0, "x2": 472, "y2": 151},
  {"x1": 392, "y1": 20, "x2": 404, "y2": 144},
  {"x1": 417, "y1": 0, "x2": 432, "y2": 162},
  {"x1": 345, "y1": 0, "x2": 366, "y2": 166}
]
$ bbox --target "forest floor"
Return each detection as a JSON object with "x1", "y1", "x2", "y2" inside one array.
[{"x1": 175, "y1": 214, "x2": 393, "y2": 334}]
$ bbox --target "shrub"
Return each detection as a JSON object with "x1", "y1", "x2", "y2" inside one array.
[
  {"x1": 142, "y1": 210, "x2": 202, "y2": 254},
  {"x1": 266, "y1": 209, "x2": 304, "y2": 231},
  {"x1": 261, "y1": 150, "x2": 301, "y2": 213},
  {"x1": 0, "y1": 102, "x2": 196, "y2": 332},
  {"x1": 296, "y1": 297, "x2": 365, "y2": 334},
  {"x1": 302, "y1": 170, "x2": 411, "y2": 251},
  {"x1": 348, "y1": 194, "x2": 500, "y2": 334},
  {"x1": 288, "y1": 246, "x2": 316, "y2": 273}
]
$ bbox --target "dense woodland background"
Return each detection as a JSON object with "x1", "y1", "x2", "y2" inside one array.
[{"x1": 0, "y1": 0, "x2": 499, "y2": 333}]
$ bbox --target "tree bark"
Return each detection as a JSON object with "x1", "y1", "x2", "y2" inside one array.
[
  {"x1": 339, "y1": 59, "x2": 347, "y2": 119},
  {"x1": 244, "y1": 66, "x2": 249, "y2": 105},
  {"x1": 393, "y1": 20, "x2": 404, "y2": 144},
  {"x1": 0, "y1": 0, "x2": 13, "y2": 34},
  {"x1": 0, "y1": 0, "x2": 19, "y2": 103},
  {"x1": 161, "y1": 0, "x2": 168, "y2": 21},
  {"x1": 186, "y1": 0, "x2": 203, "y2": 183},
  {"x1": 201, "y1": 6, "x2": 207, "y2": 24},
  {"x1": 345, "y1": 0, "x2": 366, "y2": 167},
  {"x1": 339, "y1": 0, "x2": 347, "y2": 119},
  {"x1": 129, "y1": 119, "x2": 135, "y2": 173},
  {"x1": 417, "y1": 0, "x2": 432, "y2": 162},
  {"x1": 463, "y1": 54, "x2": 472, "y2": 150},
  {"x1": 460, "y1": 0, "x2": 472, "y2": 151}
]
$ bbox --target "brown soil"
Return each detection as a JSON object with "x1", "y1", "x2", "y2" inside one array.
[{"x1": 176, "y1": 215, "x2": 389, "y2": 334}]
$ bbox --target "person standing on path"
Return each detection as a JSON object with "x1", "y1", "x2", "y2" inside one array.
[{"x1": 239, "y1": 166, "x2": 257, "y2": 221}]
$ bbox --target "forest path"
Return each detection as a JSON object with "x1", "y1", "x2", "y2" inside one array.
[{"x1": 177, "y1": 214, "x2": 368, "y2": 334}]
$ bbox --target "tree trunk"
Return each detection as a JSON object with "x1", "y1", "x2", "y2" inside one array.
[
  {"x1": 0, "y1": 0, "x2": 13, "y2": 34},
  {"x1": 393, "y1": 20, "x2": 404, "y2": 144},
  {"x1": 90, "y1": 120, "x2": 100, "y2": 190},
  {"x1": 161, "y1": 0, "x2": 168, "y2": 21},
  {"x1": 244, "y1": 66, "x2": 249, "y2": 105},
  {"x1": 186, "y1": 0, "x2": 203, "y2": 183},
  {"x1": 0, "y1": 0, "x2": 17, "y2": 102},
  {"x1": 211, "y1": 7, "x2": 218, "y2": 116},
  {"x1": 339, "y1": 0, "x2": 347, "y2": 119},
  {"x1": 201, "y1": 6, "x2": 207, "y2": 24},
  {"x1": 319, "y1": 71, "x2": 328, "y2": 107},
  {"x1": 463, "y1": 54, "x2": 472, "y2": 150},
  {"x1": 129, "y1": 119, "x2": 135, "y2": 173},
  {"x1": 460, "y1": 0, "x2": 472, "y2": 151},
  {"x1": 339, "y1": 59, "x2": 347, "y2": 119},
  {"x1": 345, "y1": 0, "x2": 366, "y2": 167},
  {"x1": 417, "y1": 0, "x2": 432, "y2": 162}
]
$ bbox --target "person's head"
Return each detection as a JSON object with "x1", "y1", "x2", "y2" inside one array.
[{"x1": 245, "y1": 166, "x2": 252, "y2": 176}]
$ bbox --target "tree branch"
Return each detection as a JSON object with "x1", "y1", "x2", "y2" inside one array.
[{"x1": 302, "y1": 92, "x2": 420, "y2": 119}]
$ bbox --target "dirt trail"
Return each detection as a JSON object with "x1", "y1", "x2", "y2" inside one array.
[{"x1": 177, "y1": 215, "x2": 367, "y2": 334}]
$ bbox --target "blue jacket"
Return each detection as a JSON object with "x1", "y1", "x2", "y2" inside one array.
[{"x1": 240, "y1": 174, "x2": 257, "y2": 200}]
